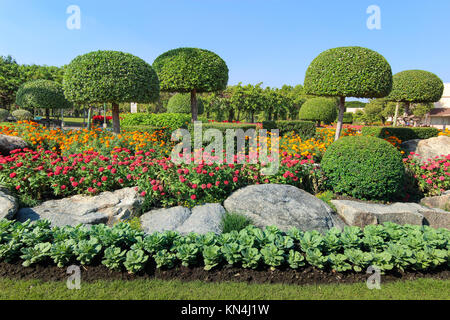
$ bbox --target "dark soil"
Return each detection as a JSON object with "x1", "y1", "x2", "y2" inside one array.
[{"x1": 1, "y1": 261, "x2": 448, "y2": 286}]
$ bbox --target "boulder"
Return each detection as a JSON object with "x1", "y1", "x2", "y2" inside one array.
[
  {"x1": 140, "y1": 203, "x2": 226, "y2": 235},
  {"x1": 401, "y1": 136, "x2": 450, "y2": 161},
  {"x1": 223, "y1": 184, "x2": 344, "y2": 233},
  {"x1": 0, "y1": 134, "x2": 28, "y2": 156},
  {"x1": 16, "y1": 187, "x2": 143, "y2": 227},
  {"x1": 331, "y1": 200, "x2": 449, "y2": 229},
  {"x1": 420, "y1": 191, "x2": 450, "y2": 211},
  {"x1": 421, "y1": 209, "x2": 450, "y2": 230},
  {"x1": 0, "y1": 187, "x2": 18, "y2": 220}
]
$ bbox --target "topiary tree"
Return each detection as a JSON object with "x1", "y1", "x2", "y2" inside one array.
[
  {"x1": 63, "y1": 50, "x2": 160, "y2": 133},
  {"x1": 304, "y1": 46, "x2": 392, "y2": 140},
  {"x1": 299, "y1": 97, "x2": 338, "y2": 125},
  {"x1": 321, "y1": 136, "x2": 406, "y2": 200},
  {"x1": 153, "y1": 47, "x2": 229, "y2": 122},
  {"x1": 167, "y1": 93, "x2": 204, "y2": 115},
  {"x1": 15, "y1": 79, "x2": 72, "y2": 120},
  {"x1": 386, "y1": 70, "x2": 444, "y2": 126}
]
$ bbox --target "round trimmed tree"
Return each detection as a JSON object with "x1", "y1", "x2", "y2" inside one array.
[
  {"x1": 299, "y1": 97, "x2": 338, "y2": 125},
  {"x1": 153, "y1": 47, "x2": 229, "y2": 121},
  {"x1": 386, "y1": 70, "x2": 444, "y2": 126},
  {"x1": 15, "y1": 79, "x2": 72, "y2": 120},
  {"x1": 304, "y1": 46, "x2": 392, "y2": 140},
  {"x1": 63, "y1": 50, "x2": 160, "y2": 133},
  {"x1": 167, "y1": 93, "x2": 204, "y2": 115}
]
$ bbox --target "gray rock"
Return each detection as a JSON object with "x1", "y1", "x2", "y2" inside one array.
[
  {"x1": 140, "y1": 206, "x2": 191, "y2": 234},
  {"x1": 0, "y1": 187, "x2": 18, "y2": 220},
  {"x1": 401, "y1": 136, "x2": 450, "y2": 161},
  {"x1": 420, "y1": 191, "x2": 450, "y2": 211},
  {"x1": 177, "y1": 204, "x2": 226, "y2": 235},
  {"x1": 330, "y1": 200, "x2": 449, "y2": 228},
  {"x1": 16, "y1": 187, "x2": 143, "y2": 227},
  {"x1": 421, "y1": 209, "x2": 450, "y2": 230},
  {"x1": 140, "y1": 203, "x2": 226, "y2": 235},
  {"x1": 0, "y1": 134, "x2": 28, "y2": 156},
  {"x1": 223, "y1": 184, "x2": 344, "y2": 233}
]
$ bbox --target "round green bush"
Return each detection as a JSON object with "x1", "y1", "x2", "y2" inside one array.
[
  {"x1": 15, "y1": 80, "x2": 72, "y2": 110},
  {"x1": 167, "y1": 93, "x2": 204, "y2": 115},
  {"x1": 63, "y1": 50, "x2": 160, "y2": 104},
  {"x1": 386, "y1": 70, "x2": 444, "y2": 103},
  {"x1": 304, "y1": 47, "x2": 392, "y2": 98},
  {"x1": 153, "y1": 47, "x2": 228, "y2": 93},
  {"x1": 299, "y1": 97, "x2": 337, "y2": 124},
  {"x1": 0, "y1": 108, "x2": 9, "y2": 121},
  {"x1": 12, "y1": 109, "x2": 33, "y2": 121},
  {"x1": 321, "y1": 136, "x2": 406, "y2": 200}
]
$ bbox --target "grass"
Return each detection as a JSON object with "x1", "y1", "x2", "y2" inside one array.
[
  {"x1": 0, "y1": 278, "x2": 448, "y2": 300},
  {"x1": 220, "y1": 212, "x2": 252, "y2": 233}
]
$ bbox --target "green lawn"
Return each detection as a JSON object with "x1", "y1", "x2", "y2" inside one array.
[{"x1": 0, "y1": 278, "x2": 448, "y2": 300}]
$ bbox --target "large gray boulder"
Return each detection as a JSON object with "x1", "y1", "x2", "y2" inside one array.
[
  {"x1": 16, "y1": 187, "x2": 143, "y2": 227},
  {"x1": 331, "y1": 200, "x2": 449, "y2": 229},
  {"x1": 0, "y1": 187, "x2": 18, "y2": 220},
  {"x1": 420, "y1": 191, "x2": 450, "y2": 212},
  {"x1": 140, "y1": 203, "x2": 226, "y2": 235},
  {"x1": 401, "y1": 136, "x2": 450, "y2": 161},
  {"x1": 0, "y1": 134, "x2": 28, "y2": 156},
  {"x1": 223, "y1": 184, "x2": 344, "y2": 233}
]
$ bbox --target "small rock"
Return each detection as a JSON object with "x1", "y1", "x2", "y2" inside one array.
[
  {"x1": 422, "y1": 209, "x2": 450, "y2": 230},
  {"x1": 0, "y1": 134, "x2": 28, "y2": 156},
  {"x1": 177, "y1": 203, "x2": 226, "y2": 235},
  {"x1": 0, "y1": 187, "x2": 18, "y2": 220},
  {"x1": 420, "y1": 191, "x2": 450, "y2": 211},
  {"x1": 140, "y1": 206, "x2": 191, "y2": 234}
]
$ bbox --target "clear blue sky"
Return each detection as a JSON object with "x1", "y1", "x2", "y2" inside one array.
[{"x1": 1, "y1": 0, "x2": 449, "y2": 88}]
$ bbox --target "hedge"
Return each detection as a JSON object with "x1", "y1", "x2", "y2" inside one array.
[
  {"x1": 121, "y1": 113, "x2": 192, "y2": 131},
  {"x1": 167, "y1": 93, "x2": 205, "y2": 115},
  {"x1": 299, "y1": 97, "x2": 338, "y2": 125},
  {"x1": 262, "y1": 120, "x2": 316, "y2": 139},
  {"x1": 362, "y1": 127, "x2": 440, "y2": 142}
]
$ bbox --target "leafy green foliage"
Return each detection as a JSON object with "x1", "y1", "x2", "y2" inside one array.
[
  {"x1": 387, "y1": 70, "x2": 444, "y2": 103},
  {"x1": 167, "y1": 93, "x2": 204, "y2": 115},
  {"x1": 361, "y1": 127, "x2": 440, "y2": 142},
  {"x1": 262, "y1": 120, "x2": 316, "y2": 139},
  {"x1": 11, "y1": 109, "x2": 33, "y2": 121},
  {"x1": 153, "y1": 47, "x2": 228, "y2": 93},
  {"x1": 220, "y1": 213, "x2": 252, "y2": 234},
  {"x1": 121, "y1": 113, "x2": 192, "y2": 130},
  {"x1": 102, "y1": 246, "x2": 127, "y2": 270},
  {"x1": 15, "y1": 80, "x2": 72, "y2": 110},
  {"x1": 124, "y1": 249, "x2": 148, "y2": 273},
  {"x1": 304, "y1": 46, "x2": 392, "y2": 99},
  {"x1": 299, "y1": 97, "x2": 338, "y2": 125},
  {"x1": 322, "y1": 136, "x2": 406, "y2": 200},
  {"x1": 0, "y1": 109, "x2": 9, "y2": 121}
]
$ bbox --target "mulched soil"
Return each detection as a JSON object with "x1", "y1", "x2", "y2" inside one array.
[{"x1": 1, "y1": 261, "x2": 449, "y2": 285}]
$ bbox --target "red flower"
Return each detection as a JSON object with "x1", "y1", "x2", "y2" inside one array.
[
  {"x1": 190, "y1": 195, "x2": 197, "y2": 200},
  {"x1": 9, "y1": 172, "x2": 16, "y2": 178}
]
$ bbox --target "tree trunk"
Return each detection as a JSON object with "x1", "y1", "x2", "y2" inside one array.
[
  {"x1": 335, "y1": 96, "x2": 346, "y2": 141},
  {"x1": 191, "y1": 90, "x2": 198, "y2": 122},
  {"x1": 87, "y1": 106, "x2": 93, "y2": 130},
  {"x1": 112, "y1": 102, "x2": 120, "y2": 134},
  {"x1": 228, "y1": 108, "x2": 234, "y2": 122},
  {"x1": 45, "y1": 108, "x2": 50, "y2": 121},
  {"x1": 393, "y1": 102, "x2": 399, "y2": 127}
]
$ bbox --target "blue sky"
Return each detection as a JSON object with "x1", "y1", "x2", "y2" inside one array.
[{"x1": 1, "y1": 0, "x2": 449, "y2": 88}]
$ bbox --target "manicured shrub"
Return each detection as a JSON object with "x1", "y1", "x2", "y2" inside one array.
[
  {"x1": 321, "y1": 136, "x2": 406, "y2": 200},
  {"x1": 15, "y1": 80, "x2": 72, "y2": 119},
  {"x1": 153, "y1": 47, "x2": 228, "y2": 121},
  {"x1": 0, "y1": 109, "x2": 9, "y2": 121},
  {"x1": 121, "y1": 113, "x2": 192, "y2": 130},
  {"x1": 262, "y1": 120, "x2": 316, "y2": 139},
  {"x1": 63, "y1": 50, "x2": 160, "y2": 133},
  {"x1": 345, "y1": 101, "x2": 366, "y2": 109},
  {"x1": 342, "y1": 112, "x2": 354, "y2": 124},
  {"x1": 304, "y1": 46, "x2": 392, "y2": 140},
  {"x1": 362, "y1": 127, "x2": 440, "y2": 142},
  {"x1": 11, "y1": 109, "x2": 33, "y2": 121},
  {"x1": 299, "y1": 97, "x2": 338, "y2": 125},
  {"x1": 197, "y1": 122, "x2": 258, "y2": 134},
  {"x1": 167, "y1": 93, "x2": 204, "y2": 115}
]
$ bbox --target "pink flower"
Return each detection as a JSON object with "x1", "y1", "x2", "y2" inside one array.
[
  {"x1": 61, "y1": 185, "x2": 67, "y2": 190},
  {"x1": 9, "y1": 172, "x2": 16, "y2": 178},
  {"x1": 140, "y1": 191, "x2": 147, "y2": 197},
  {"x1": 190, "y1": 194, "x2": 197, "y2": 200}
]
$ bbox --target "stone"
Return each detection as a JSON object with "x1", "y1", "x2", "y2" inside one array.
[
  {"x1": 15, "y1": 187, "x2": 143, "y2": 227},
  {"x1": 140, "y1": 206, "x2": 191, "y2": 234},
  {"x1": 330, "y1": 200, "x2": 450, "y2": 229},
  {"x1": 140, "y1": 203, "x2": 226, "y2": 235},
  {"x1": 223, "y1": 184, "x2": 344, "y2": 233},
  {"x1": 177, "y1": 204, "x2": 226, "y2": 235},
  {"x1": 420, "y1": 191, "x2": 450, "y2": 211},
  {"x1": 0, "y1": 134, "x2": 28, "y2": 156},
  {"x1": 401, "y1": 136, "x2": 450, "y2": 161},
  {"x1": 421, "y1": 209, "x2": 450, "y2": 229},
  {"x1": 0, "y1": 187, "x2": 18, "y2": 220}
]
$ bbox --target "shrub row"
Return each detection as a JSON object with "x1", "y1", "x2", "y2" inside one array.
[
  {"x1": 362, "y1": 126, "x2": 440, "y2": 142},
  {"x1": 262, "y1": 120, "x2": 316, "y2": 139},
  {"x1": 1, "y1": 220, "x2": 448, "y2": 274},
  {"x1": 121, "y1": 113, "x2": 192, "y2": 131}
]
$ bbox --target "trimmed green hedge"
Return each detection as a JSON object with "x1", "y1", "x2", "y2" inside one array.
[
  {"x1": 342, "y1": 112, "x2": 354, "y2": 124},
  {"x1": 195, "y1": 122, "x2": 258, "y2": 134},
  {"x1": 262, "y1": 120, "x2": 316, "y2": 139},
  {"x1": 167, "y1": 93, "x2": 204, "y2": 115},
  {"x1": 12, "y1": 109, "x2": 33, "y2": 121},
  {"x1": 299, "y1": 97, "x2": 338, "y2": 125},
  {"x1": 121, "y1": 113, "x2": 192, "y2": 130},
  {"x1": 362, "y1": 127, "x2": 440, "y2": 142},
  {"x1": 322, "y1": 136, "x2": 406, "y2": 200}
]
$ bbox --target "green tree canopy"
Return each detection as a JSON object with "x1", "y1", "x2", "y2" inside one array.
[
  {"x1": 299, "y1": 97, "x2": 338, "y2": 125},
  {"x1": 0, "y1": 56, "x2": 21, "y2": 108},
  {"x1": 153, "y1": 47, "x2": 229, "y2": 121},
  {"x1": 167, "y1": 93, "x2": 204, "y2": 115},
  {"x1": 304, "y1": 46, "x2": 392, "y2": 140},
  {"x1": 63, "y1": 50, "x2": 160, "y2": 133}
]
